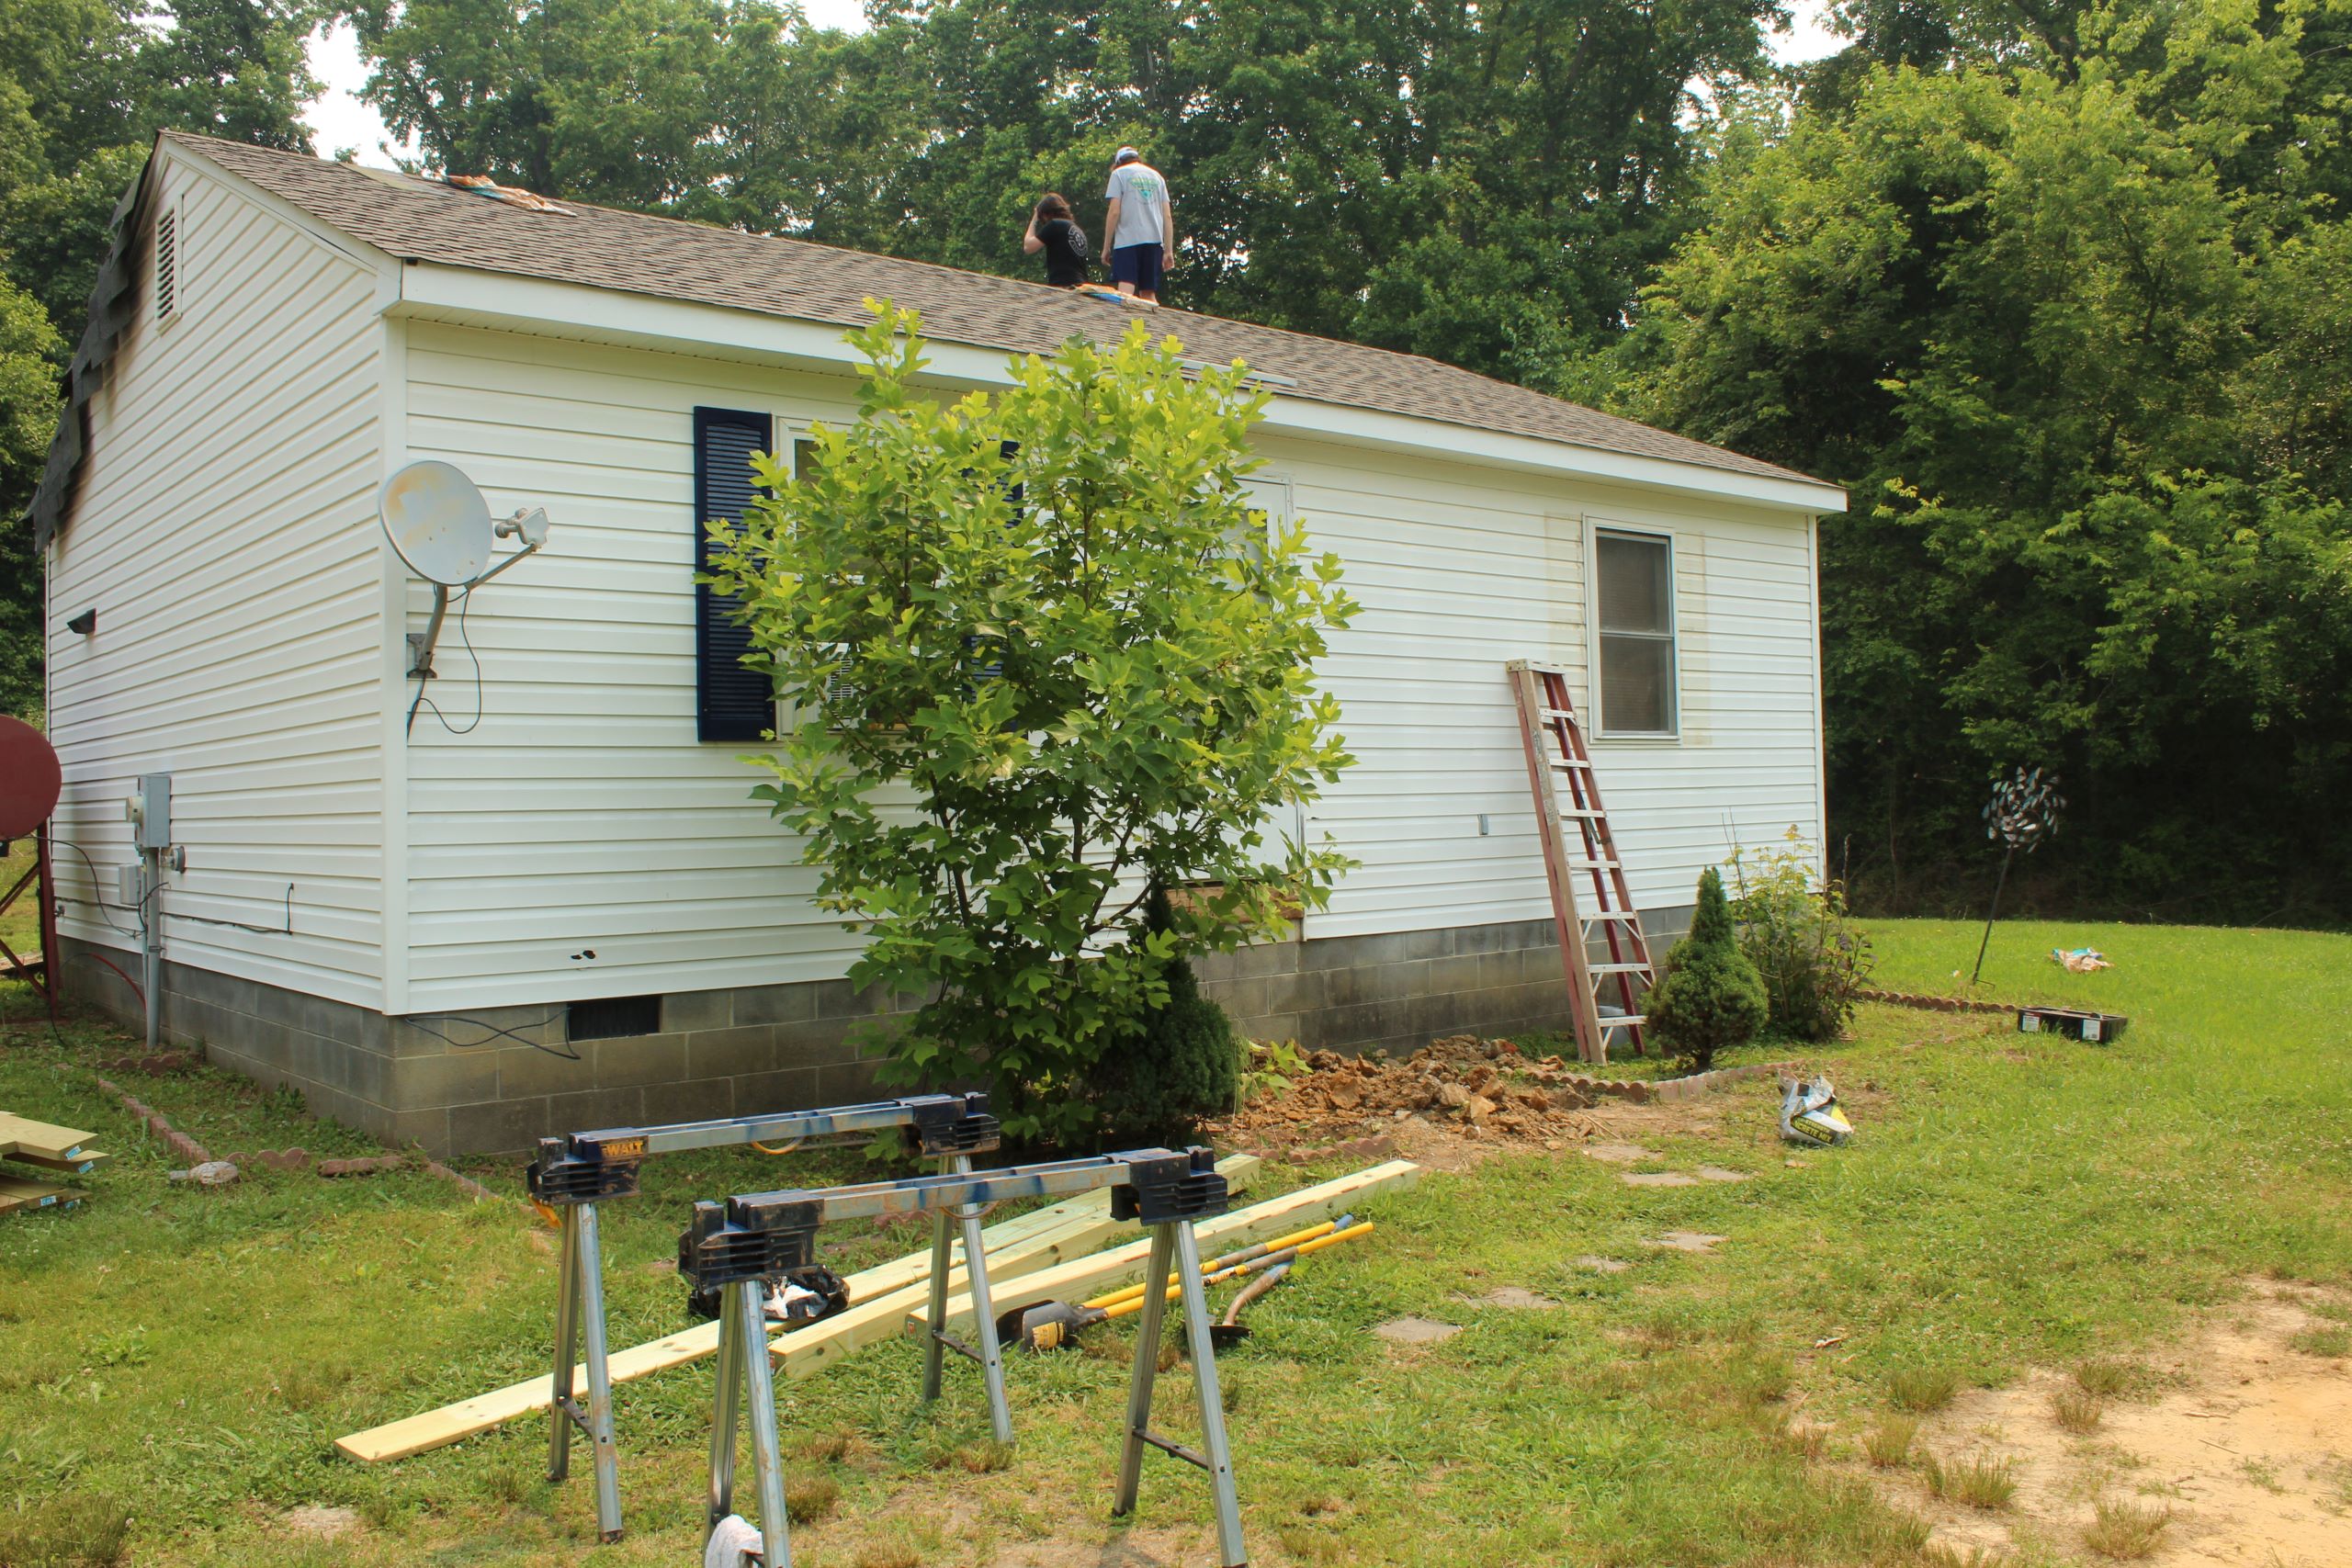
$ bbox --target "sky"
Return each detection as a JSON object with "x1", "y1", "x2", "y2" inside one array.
[{"x1": 301, "y1": 2, "x2": 1847, "y2": 169}]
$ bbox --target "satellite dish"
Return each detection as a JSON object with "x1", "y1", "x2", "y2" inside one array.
[
  {"x1": 379, "y1": 460, "x2": 494, "y2": 585},
  {"x1": 0, "y1": 716, "x2": 62, "y2": 840}
]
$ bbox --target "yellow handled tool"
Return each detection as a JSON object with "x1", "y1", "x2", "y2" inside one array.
[
  {"x1": 1008, "y1": 1222, "x2": 1375, "y2": 1352},
  {"x1": 1083, "y1": 1215, "x2": 1346, "y2": 1311}
]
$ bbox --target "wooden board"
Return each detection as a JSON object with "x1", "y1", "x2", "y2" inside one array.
[
  {"x1": 4, "y1": 1149, "x2": 110, "y2": 1176},
  {"x1": 0, "y1": 1176, "x2": 89, "y2": 1213},
  {"x1": 902, "y1": 1159, "x2": 1423, "y2": 1337},
  {"x1": 0, "y1": 1113, "x2": 97, "y2": 1163},
  {"x1": 334, "y1": 1153, "x2": 1263, "y2": 1463}
]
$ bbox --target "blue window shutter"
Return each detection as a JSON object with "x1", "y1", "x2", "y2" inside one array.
[{"x1": 695, "y1": 406, "x2": 774, "y2": 742}]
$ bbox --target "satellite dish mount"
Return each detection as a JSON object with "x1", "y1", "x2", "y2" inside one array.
[{"x1": 377, "y1": 460, "x2": 555, "y2": 731}]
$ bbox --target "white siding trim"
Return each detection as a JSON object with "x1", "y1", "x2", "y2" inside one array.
[{"x1": 379, "y1": 314, "x2": 413, "y2": 1012}]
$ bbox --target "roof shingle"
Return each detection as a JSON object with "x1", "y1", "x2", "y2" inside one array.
[{"x1": 173, "y1": 132, "x2": 1826, "y2": 491}]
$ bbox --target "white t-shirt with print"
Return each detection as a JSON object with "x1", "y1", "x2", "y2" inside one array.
[{"x1": 1104, "y1": 164, "x2": 1170, "y2": 251}]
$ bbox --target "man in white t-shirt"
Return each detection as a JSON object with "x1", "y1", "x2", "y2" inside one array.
[{"x1": 1102, "y1": 147, "x2": 1175, "y2": 303}]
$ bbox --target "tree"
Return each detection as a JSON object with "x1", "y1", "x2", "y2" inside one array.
[
  {"x1": 1, "y1": 0, "x2": 322, "y2": 708},
  {"x1": 1610, "y1": 0, "x2": 2352, "y2": 920},
  {"x1": 708, "y1": 304, "x2": 1356, "y2": 1140},
  {"x1": 1645, "y1": 866, "x2": 1768, "y2": 1071},
  {"x1": 345, "y1": 0, "x2": 1790, "y2": 387},
  {"x1": 0, "y1": 276, "x2": 63, "y2": 716}
]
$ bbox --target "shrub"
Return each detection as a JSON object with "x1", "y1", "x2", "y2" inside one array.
[
  {"x1": 1726, "y1": 829, "x2": 1872, "y2": 1042},
  {"x1": 1091, "y1": 888, "x2": 1243, "y2": 1139},
  {"x1": 710, "y1": 306, "x2": 1356, "y2": 1140},
  {"x1": 1645, "y1": 867, "x2": 1768, "y2": 1071}
]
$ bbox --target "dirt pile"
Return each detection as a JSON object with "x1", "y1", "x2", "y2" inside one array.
[{"x1": 1209, "y1": 1034, "x2": 1611, "y2": 1154}]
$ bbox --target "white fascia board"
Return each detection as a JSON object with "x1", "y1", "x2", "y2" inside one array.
[{"x1": 390, "y1": 262, "x2": 1849, "y2": 516}]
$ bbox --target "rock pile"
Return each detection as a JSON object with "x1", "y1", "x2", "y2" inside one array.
[{"x1": 1215, "y1": 1034, "x2": 1606, "y2": 1146}]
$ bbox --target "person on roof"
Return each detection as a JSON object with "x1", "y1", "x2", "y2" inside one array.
[
  {"x1": 1102, "y1": 147, "x2": 1175, "y2": 303},
  {"x1": 1023, "y1": 194, "x2": 1091, "y2": 288}
]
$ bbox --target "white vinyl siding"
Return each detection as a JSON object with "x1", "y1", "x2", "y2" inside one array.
[
  {"x1": 1265, "y1": 434, "x2": 1824, "y2": 937},
  {"x1": 44, "y1": 157, "x2": 388, "y2": 1006},
  {"x1": 392, "y1": 327, "x2": 1824, "y2": 1007},
  {"x1": 397, "y1": 325, "x2": 870, "y2": 1009}
]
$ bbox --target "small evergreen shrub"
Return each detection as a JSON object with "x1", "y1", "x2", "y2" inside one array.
[
  {"x1": 1090, "y1": 889, "x2": 1242, "y2": 1141},
  {"x1": 1727, "y1": 829, "x2": 1873, "y2": 1042},
  {"x1": 1645, "y1": 866, "x2": 1768, "y2": 1072}
]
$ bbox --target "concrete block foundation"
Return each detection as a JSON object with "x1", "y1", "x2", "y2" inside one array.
[{"x1": 60, "y1": 908, "x2": 1691, "y2": 1156}]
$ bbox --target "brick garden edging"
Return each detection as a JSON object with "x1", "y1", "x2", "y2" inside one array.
[
  {"x1": 1560, "y1": 1059, "x2": 1799, "y2": 1105},
  {"x1": 94, "y1": 1074, "x2": 213, "y2": 1167},
  {"x1": 89, "y1": 1066, "x2": 500, "y2": 1200},
  {"x1": 1857, "y1": 987, "x2": 2016, "y2": 1015}
]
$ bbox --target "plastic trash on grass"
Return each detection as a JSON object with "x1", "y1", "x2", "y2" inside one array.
[
  {"x1": 2052, "y1": 947, "x2": 2111, "y2": 973},
  {"x1": 1780, "y1": 1077, "x2": 1853, "y2": 1147},
  {"x1": 706, "y1": 1514, "x2": 763, "y2": 1567}
]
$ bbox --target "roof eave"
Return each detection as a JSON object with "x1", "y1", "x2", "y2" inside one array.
[{"x1": 391, "y1": 261, "x2": 1849, "y2": 516}]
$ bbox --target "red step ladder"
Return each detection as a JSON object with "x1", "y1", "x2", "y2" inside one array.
[{"x1": 1507, "y1": 660, "x2": 1657, "y2": 1064}]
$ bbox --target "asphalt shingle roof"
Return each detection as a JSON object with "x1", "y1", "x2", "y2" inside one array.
[{"x1": 174, "y1": 133, "x2": 1826, "y2": 491}]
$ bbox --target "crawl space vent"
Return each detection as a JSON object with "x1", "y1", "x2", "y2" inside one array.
[{"x1": 567, "y1": 994, "x2": 662, "y2": 1042}]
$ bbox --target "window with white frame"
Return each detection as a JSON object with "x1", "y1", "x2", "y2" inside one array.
[{"x1": 1594, "y1": 527, "x2": 1677, "y2": 737}]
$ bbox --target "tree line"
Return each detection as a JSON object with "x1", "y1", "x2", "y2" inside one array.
[{"x1": 4, "y1": 0, "x2": 2346, "y2": 921}]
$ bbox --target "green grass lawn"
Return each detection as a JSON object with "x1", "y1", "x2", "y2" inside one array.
[{"x1": 2, "y1": 918, "x2": 2347, "y2": 1566}]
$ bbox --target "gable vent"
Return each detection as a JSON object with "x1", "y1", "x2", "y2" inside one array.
[{"x1": 153, "y1": 203, "x2": 180, "y2": 324}]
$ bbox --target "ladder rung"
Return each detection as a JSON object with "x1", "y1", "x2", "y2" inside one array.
[
  {"x1": 1599, "y1": 1015, "x2": 1648, "y2": 1029},
  {"x1": 1589, "y1": 963, "x2": 1652, "y2": 975},
  {"x1": 1538, "y1": 707, "x2": 1583, "y2": 722},
  {"x1": 1547, "y1": 758, "x2": 1593, "y2": 771},
  {"x1": 1566, "y1": 859, "x2": 1619, "y2": 872},
  {"x1": 1555, "y1": 807, "x2": 1604, "y2": 818},
  {"x1": 1582, "y1": 912, "x2": 1642, "y2": 923}
]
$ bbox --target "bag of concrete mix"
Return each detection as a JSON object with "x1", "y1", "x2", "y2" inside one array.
[{"x1": 1779, "y1": 1076, "x2": 1853, "y2": 1147}]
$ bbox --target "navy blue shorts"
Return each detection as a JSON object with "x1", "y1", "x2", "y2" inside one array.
[{"x1": 1110, "y1": 243, "x2": 1165, "y2": 292}]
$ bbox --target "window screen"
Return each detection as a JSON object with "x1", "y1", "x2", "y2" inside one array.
[
  {"x1": 1596, "y1": 530, "x2": 1676, "y2": 735},
  {"x1": 695, "y1": 406, "x2": 775, "y2": 742}
]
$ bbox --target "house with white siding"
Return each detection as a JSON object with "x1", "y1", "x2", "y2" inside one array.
[{"x1": 30, "y1": 133, "x2": 1846, "y2": 1154}]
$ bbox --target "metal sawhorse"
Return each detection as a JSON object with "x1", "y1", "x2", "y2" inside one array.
[
  {"x1": 683, "y1": 1146, "x2": 1248, "y2": 1568},
  {"x1": 524, "y1": 1092, "x2": 1001, "y2": 1541}
]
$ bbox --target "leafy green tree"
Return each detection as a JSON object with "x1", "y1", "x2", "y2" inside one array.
[
  {"x1": 0, "y1": 276, "x2": 63, "y2": 716},
  {"x1": 1613, "y1": 0, "x2": 2352, "y2": 919},
  {"x1": 708, "y1": 304, "x2": 1356, "y2": 1140},
  {"x1": 347, "y1": 0, "x2": 1789, "y2": 386},
  {"x1": 1646, "y1": 866, "x2": 1769, "y2": 1071}
]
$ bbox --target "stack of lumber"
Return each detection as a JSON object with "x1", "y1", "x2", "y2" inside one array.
[
  {"x1": 0, "y1": 1111, "x2": 110, "y2": 1215},
  {"x1": 336, "y1": 1153, "x2": 1420, "y2": 1464}
]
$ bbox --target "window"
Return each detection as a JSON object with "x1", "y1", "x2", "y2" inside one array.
[
  {"x1": 694, "y1": 406, "x2": 775, "y2": 742},
  {"x1": 153, "y1": 201, "x2": 182, "y2": 325},
  {"x1": 1594, "y1": 528, "x2": 1677, "y2": 737}
]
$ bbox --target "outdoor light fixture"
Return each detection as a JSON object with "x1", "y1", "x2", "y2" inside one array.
[{"x1": 66, "y1": 608, "x2": 96, "y2": 635}]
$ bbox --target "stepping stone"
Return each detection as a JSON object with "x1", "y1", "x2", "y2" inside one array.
[
  {"x1": 1572, "y1": 1255, "x2": 1631, "y2": 1273},
  {"x1": 1622, "y1": 1171, "x2": 1701, "y2": 1187},
  {"x1": 1463, "y1": 1287, "x2": 1559, "y2": 1310},
  {"x1": 1694, "y1": 1166, "x2": 1751, "y2": 1183},
  {"x1": 1582, "y1": 1143, "x2": 1654, "y2": 1164},
  {"x1": 284, "y1": 1506, "x2": 358, "y2": 1540},
  {"x1": 1374, "y1": 1315, "x2": 1463, "y2": 1345},
  {"x1": 1646, "y1": 1231, "x2": 1729, "y2": 1254}
]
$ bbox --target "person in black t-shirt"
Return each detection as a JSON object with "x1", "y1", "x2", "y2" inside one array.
[{"x1": 1023, "y1": 194, "x2": 1091, "y2": 288}]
